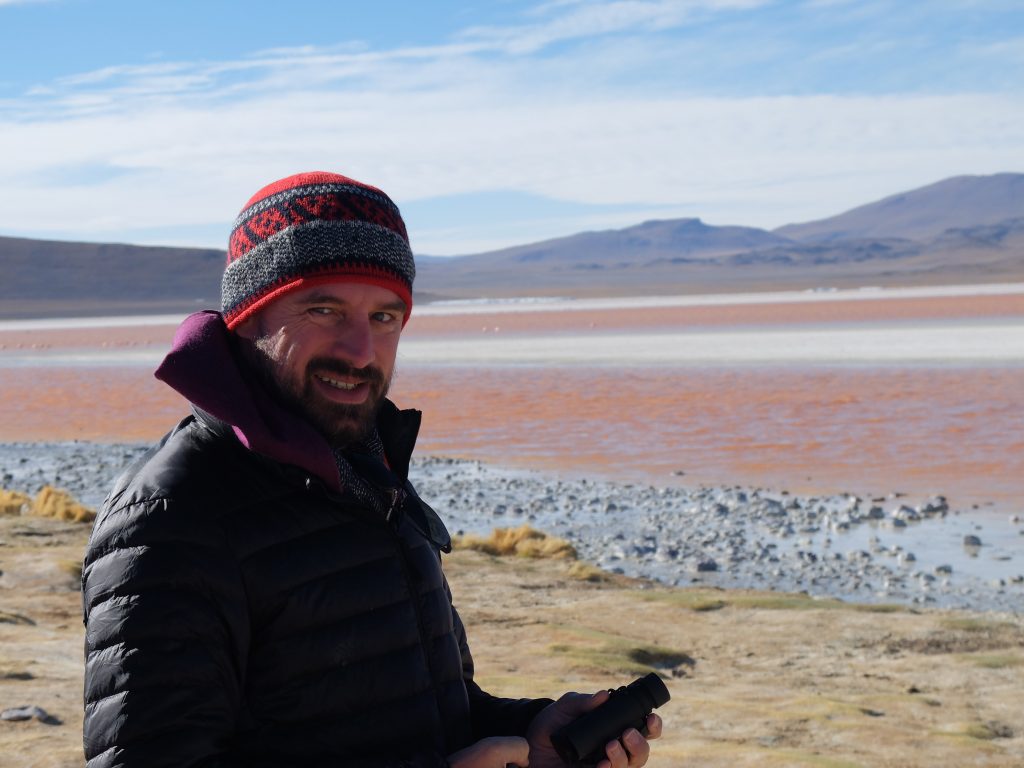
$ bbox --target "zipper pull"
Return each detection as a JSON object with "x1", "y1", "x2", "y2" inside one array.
[{"x1": 385, "y1": 487, "x2": 405, "y2": 524}]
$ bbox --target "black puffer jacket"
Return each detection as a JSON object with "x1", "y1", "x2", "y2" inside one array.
[{"x1": 82, "y1": 312, "x2": 549, "y2": 768}]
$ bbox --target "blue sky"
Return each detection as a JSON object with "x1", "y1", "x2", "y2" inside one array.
[{"x1": 1, "y1": 0, "x2": 1021, "y2": 255}]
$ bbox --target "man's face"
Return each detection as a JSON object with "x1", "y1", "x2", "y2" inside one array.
[{"x1": 235, "y1": 281, "x2": 407, "y2": 448}]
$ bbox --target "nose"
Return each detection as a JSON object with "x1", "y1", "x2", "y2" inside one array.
[{"x1": 332, "y1": 317, "x2": 375, "y2": 369}]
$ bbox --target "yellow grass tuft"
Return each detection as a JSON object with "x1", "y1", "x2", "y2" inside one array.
[
  {"x1": 31, "y1": 485, "x2": 96, "y2": 523},
  {"x1": 0, "y1": 488, "x2": 32, "y2": 516},
  {"x1": 566, "y1": 561, "x2": 611, "y2": 582},
  {"x1": 454, "y1": 525, "x2": 577, "y2": 559}
]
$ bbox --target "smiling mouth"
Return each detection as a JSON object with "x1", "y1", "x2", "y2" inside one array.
[{"x1": 314, "y1": 373, "x2": 363, "y2": 391}]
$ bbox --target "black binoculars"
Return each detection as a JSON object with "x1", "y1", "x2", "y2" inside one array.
[{"x1": 550, "y1": 672, "x2": 670, "y2": 765}]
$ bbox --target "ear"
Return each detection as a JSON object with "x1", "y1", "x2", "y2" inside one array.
[{"x1": 233, "y1": 315, "x2": 261, "y2": 341}]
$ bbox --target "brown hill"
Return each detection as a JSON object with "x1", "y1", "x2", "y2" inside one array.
[
  {"x1": 2, "y1": 174, "x2": 1023, "y2": 317},
  {"x1": 774, "y1": 173, "x2": 1024, "y2": 242},
  {"x1": 0, "y1": 237, "x2": 223, "y2": 318}
]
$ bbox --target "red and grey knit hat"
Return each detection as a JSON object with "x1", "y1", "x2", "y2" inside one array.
[{"x1": 221, "y1": 171, "x2": 415, "y2": 330}]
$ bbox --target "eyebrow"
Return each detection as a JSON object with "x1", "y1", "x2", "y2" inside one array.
[{"x1": 299, "y1": 292, "x2": 408, "y2": 314}]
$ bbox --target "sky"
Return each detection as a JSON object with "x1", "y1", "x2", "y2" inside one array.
[{"x1": 0, "y1": 0, "x2": 1021, "y2": 256}]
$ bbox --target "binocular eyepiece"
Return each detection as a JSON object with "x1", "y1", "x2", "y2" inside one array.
[{"x1": 550, "y1": 672, "x2": 670, "y2": 765}]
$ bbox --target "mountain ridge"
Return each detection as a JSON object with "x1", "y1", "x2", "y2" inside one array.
[{"x1": 2, "y1": 173, "x2": 1022, "y2": 317}]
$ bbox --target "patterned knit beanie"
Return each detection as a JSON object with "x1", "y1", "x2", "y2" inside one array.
[{"x1": 221, "y1": 171, "x2": 415, "y2": 331}]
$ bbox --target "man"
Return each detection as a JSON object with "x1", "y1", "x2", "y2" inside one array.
[{"x1": 82, "y1": 171, "x2": 662, "y2": 768}]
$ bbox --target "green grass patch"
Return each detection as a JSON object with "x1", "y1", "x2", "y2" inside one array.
[
  {"x1": 963, "y1": 721, "x2": 1015, "y2": 740},
  {"x1": 547, "y1": 624, "x2": 694, "y2": 675},
  {"x1": 640, "y1": 587, "x2": 909, "y2": 614},
  {"x1": 941, "y1": 617, "x2": 1015, "y2": 633},
  {"x1": 965, "y1": 653, "x2": 1023, "y2": 669}
]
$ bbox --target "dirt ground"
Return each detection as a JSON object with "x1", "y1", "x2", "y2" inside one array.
[{"x1": 1, "y1": 513, "x2": 1022, "y2": 768}]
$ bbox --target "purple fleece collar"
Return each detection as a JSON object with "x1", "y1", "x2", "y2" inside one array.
[{"x1": 154, "y1": 310, "x2": 342, "y2": 493}]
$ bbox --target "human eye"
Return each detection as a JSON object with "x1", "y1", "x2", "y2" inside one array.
[
  {"x1": 371, "y1": 310, "x2": 399, "y2": 325},
  {"x1": 306, "y1": 306, "x2": 338, "y2": 322}
]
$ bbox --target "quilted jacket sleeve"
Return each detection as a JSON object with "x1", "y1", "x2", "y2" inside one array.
[
  {"x1": 83, "y1": 495, "x2": 455, "y2": 768},
  {"x1": 82, "y1": 494, "x2": 252, "y2": 768},
  {"x1": 445, "y1": 578, "x2": 553, "y2": 739}
]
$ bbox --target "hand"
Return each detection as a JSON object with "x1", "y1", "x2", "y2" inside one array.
[
  {"x1": 526, "y1": 691, "x2": 663, "y2": 768},
  {"x1": 448, "y1": 735, "x2": 530, "y2": 768}
]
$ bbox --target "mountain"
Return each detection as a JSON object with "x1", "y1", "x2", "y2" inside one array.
[
  {"x1": 413, "y1": 173, "x2": 1024, "y2": 300},
  {"x1": 774, "y1": 173, "x2": 1024, "y2": 242},
  {"x1": 0, "y1": 236, "x2": 224, "y2": 318},
  {"x1": 2, "y1": 173, "x2": 1022, "y2": 317}
]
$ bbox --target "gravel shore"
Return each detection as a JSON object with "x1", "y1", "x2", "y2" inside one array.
[{"x1": 2, "y1": 441, "x2": 1021, "y2": 612}]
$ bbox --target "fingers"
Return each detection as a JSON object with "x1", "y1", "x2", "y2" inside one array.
[
  {"x1": 561, "y1": 688, "x2": 610, "y2": 716},
  {"x1": 622, "y1": 727, "x2": 650, "y2": 764},
  {"x1": 645, "y1": 713, "x2": 663, "y2": 740},
  {"x1": 596, "y1": 727, "x2": 653, "y2": 768}
]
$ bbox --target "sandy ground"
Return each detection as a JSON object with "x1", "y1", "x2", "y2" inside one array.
[{"x1": 1, "y1": 513, "x2": 1022, "y2": 768}]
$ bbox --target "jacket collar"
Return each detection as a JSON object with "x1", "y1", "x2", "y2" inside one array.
[{"x1": 154, "y1": 310, "x2": 421, "y2": 493}]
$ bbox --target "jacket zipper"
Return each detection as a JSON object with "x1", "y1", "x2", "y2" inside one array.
[
  {"x1": 311, "y1": 479, "x2": 453, "y2": 748},
  {"x1": 381, "y1": 487, "x2": 453, "y2": 747}
]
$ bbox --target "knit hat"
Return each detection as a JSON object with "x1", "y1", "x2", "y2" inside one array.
[{"x1": 221, "y1": 171, "x2": 415, "y2": 330}]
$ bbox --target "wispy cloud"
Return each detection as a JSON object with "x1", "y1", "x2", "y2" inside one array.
[
  {"x1": 461, "y1": 0, "x2": 770, "y2": 53},
  {"x1": 0, "y1": 0, "x2": 1021, "y2": 253}
]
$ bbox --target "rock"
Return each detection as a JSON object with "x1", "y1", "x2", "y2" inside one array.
[
  {"x1": 963, "y1": 535, "x2": 982, "y2": 547},
  {"x1": 0, "y1": 705, "x2": 62, "y2": 725},
  {"x1": 935, "y1": 564, "x2": 954, "y2": 575},
  {"x1": 696, "y1": 558, "x2": 719, "y2": 572}
]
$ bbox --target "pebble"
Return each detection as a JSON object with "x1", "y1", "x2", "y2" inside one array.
[{"x1": 2, "y1": 442, "x2": 1022, "y2": 612}]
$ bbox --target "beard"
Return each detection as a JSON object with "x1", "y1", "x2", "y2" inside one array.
[{"x1": 246, "y1": 342, "x2": 391, "y2": 449}]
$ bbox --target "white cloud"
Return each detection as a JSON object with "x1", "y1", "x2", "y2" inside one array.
[
  {"x1": 3, "y1": 81, "x2": 1019, "y2": 251},
  {"x1": 1, "y1": 0, "x2": 1021, "y2": 253},
  {"x1": 461, "y1": 0, "x2": 770, "y2": 53}
]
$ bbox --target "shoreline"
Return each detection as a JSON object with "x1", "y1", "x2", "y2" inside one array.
[
  {"x1": 2, "y1": 440, "x2": 1021, "y2": 613},
  {"x1": 2, "y1": 281, "x2": 1022, "y2": 331}
]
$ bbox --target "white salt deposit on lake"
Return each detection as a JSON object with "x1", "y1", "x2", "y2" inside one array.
[
  {"x1": 417, "y1": 282, "x2": 1024, "y2": 316},
  {"x1": 398, "y1": 322, "x2": 1024, "y2": 365}
]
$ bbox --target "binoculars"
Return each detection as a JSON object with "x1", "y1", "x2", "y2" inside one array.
[{"x1": 550, "y1": 672, "x2": 670, "y2": 765}]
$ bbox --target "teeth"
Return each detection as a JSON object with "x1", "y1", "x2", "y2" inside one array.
[{"x1": 316, "y1": 374, "x2": 358, "y2": 391}]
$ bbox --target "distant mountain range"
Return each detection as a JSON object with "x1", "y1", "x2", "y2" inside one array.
[{"x1": 2, "y1": 173, "x2": 1022, "y2": 318}]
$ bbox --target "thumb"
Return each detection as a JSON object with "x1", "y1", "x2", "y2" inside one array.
[
  {"x1": 448, "y1": 735, "x2": 530, "y2": 768},
  {"x1": 497, "y1": 735, "x2": 531, "y2": 767}
]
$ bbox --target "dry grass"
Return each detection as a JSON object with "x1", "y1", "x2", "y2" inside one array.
[
  {"x1": 0, "y1": 488, "x2": 32, "y2": 516},
  {"x1": 454, "y1": 525, "x2": 577, "y2": 559},
  {"x1": 566, "y1": 561, "x2": 612, "y2": 582},
  {"x1": 30, "y1": 486, "x2": 96, "y2": 523},
  {"x1": 1, "y1": 486, "x2": 96, "y2": 523}
]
